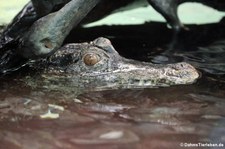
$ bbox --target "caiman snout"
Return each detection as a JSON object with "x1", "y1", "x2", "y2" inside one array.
[
  {"x1": 111, "y1": 60, "x2": 199, "y2": 88},
  {"x1": 164, "y1": 62, "x2": 199, "y2": 85}
]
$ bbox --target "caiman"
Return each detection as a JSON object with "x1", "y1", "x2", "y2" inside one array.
[{"x1": 25, "y1": 37, "x2": 199, "y2": 90}]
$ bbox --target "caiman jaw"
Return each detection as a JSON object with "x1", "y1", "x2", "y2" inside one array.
[
  {"x1": 87, "y1": 61, "x2": 199, "y2": 88},
  {"x1": 78, "y1": 57, "x2": 199, "y2": 88},
  {"x1": 113, "y1": 62, "x2": 199, "y2": 87}
]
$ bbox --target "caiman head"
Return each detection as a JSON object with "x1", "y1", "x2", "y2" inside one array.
[{"x1": 32, "y1": 37, "x2": 199, "y2": 89}]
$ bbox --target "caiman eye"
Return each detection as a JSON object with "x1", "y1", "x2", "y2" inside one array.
[{"x1": 83, "y1": 53, "x2": 101, "y2": 66}]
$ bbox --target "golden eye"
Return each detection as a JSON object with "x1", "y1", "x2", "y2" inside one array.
[{"x1": 83, "y1": 53, "x2": 100, "y2": 66}]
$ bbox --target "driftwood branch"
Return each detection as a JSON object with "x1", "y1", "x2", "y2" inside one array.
[
  {"x1": 18, "y1": 0, "x2": 100, "y2": 59},
  {"x1": 0, "y1": 0, "x2": 100, "y2": 73}
]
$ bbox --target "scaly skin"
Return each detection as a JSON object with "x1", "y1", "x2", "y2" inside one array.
[{"x1": 27, "y1": 37, "x2": 199, "y2": 90}]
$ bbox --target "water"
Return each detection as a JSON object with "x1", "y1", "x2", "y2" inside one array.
[{"x1": 1, "y1": 22, "x2": 225, "y2": 148}]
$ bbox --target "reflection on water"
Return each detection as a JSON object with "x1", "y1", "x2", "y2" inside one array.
[
  {"x1": 1, "y1": 22, "x2": 225, "y2": 148},
  {"x1": 0, "y1": 75, "x2": 225, "y2": 148}
]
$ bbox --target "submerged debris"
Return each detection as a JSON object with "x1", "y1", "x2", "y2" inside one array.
[{"x1": 40, "y1": 110, "x2": 59, "y2": 119}]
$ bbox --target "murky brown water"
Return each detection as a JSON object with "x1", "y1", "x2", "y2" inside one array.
[{"x1": 1, "y1": 22, "x2": 225, "y2": 149}]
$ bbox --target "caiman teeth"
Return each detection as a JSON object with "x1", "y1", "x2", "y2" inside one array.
[
  {"x1": 128, "y1": 79, "x2": 154, "y2": 86},
  {"x1": 138, "y1": 80, "x2": 145, "y2": 86},
  {"x1": 143, "y1": 80, "x2": 152, "y2": 86}
]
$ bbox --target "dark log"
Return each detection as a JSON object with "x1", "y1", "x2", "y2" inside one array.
[
  {"x1": 18, "y1": 0, "x2": 100, "y2": 58},
  {"x1": 0, "y1": 0, "x2": 100, "y2": 73}
]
